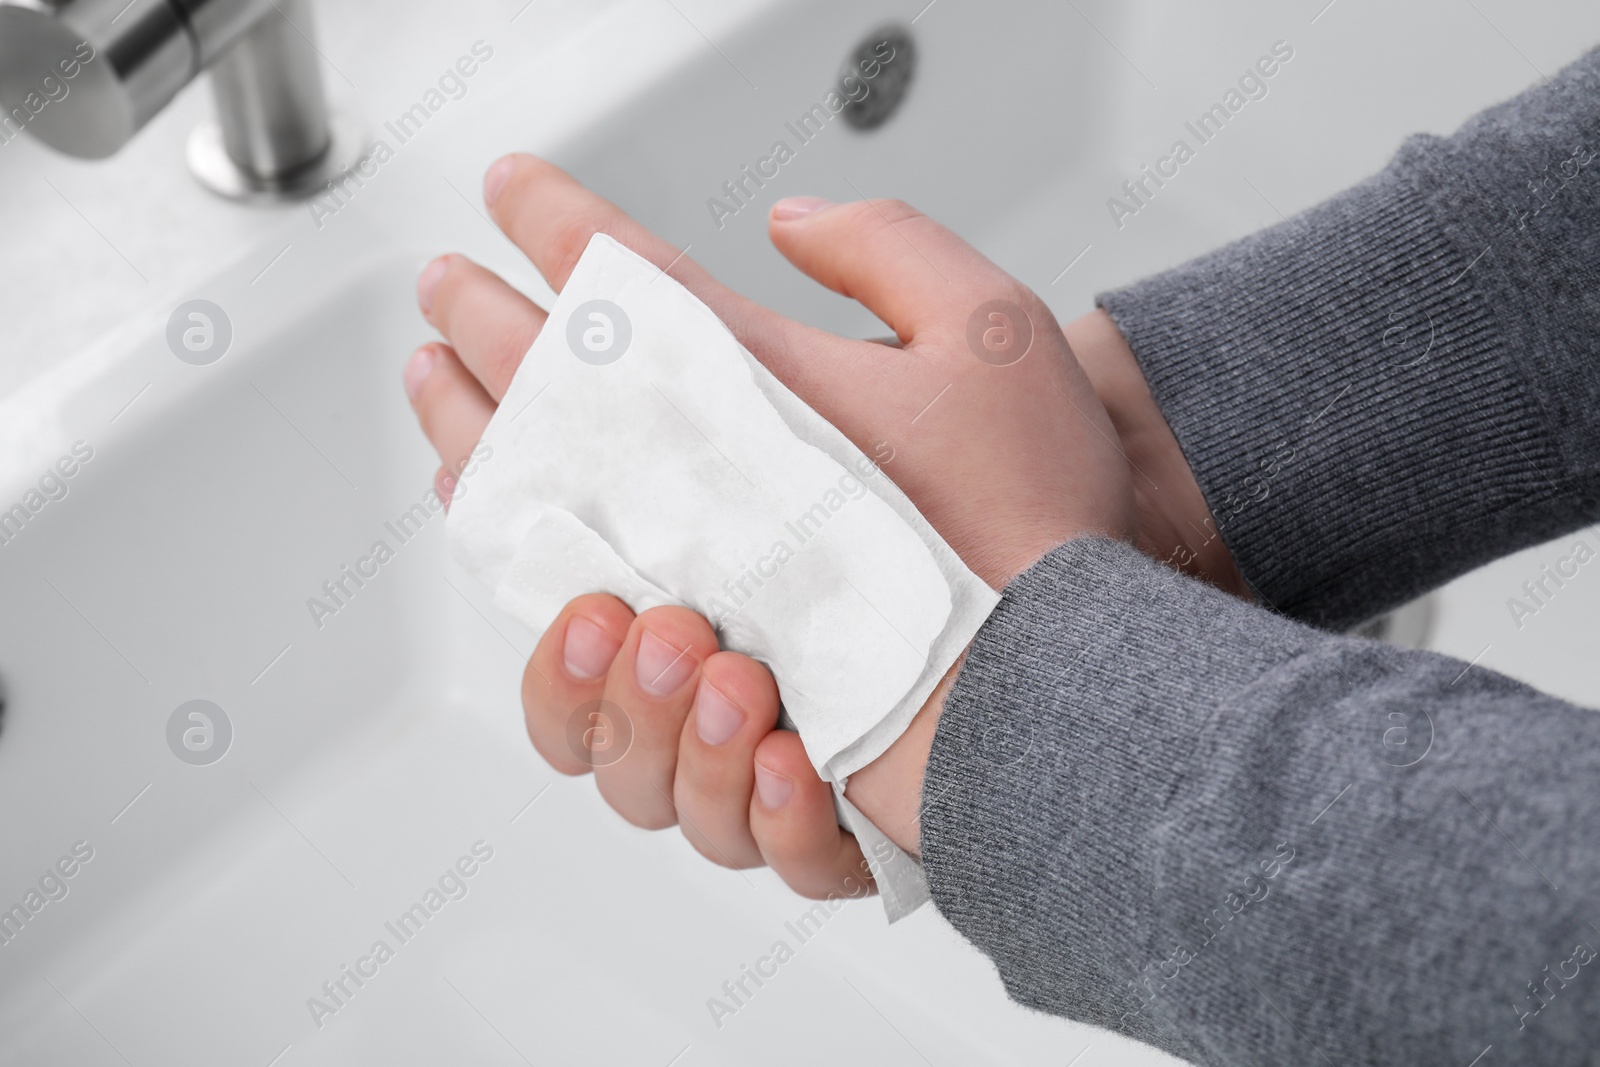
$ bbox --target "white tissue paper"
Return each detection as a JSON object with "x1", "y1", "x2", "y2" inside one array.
[{"x1": 448, "y1": 234, "x2": 1000, "y2": 920}]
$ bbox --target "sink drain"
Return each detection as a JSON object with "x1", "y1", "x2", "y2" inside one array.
[{"x1": 840, "y1": 26, "x2": 916, "y2": 131}]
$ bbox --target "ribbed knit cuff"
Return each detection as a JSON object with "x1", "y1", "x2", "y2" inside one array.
[
  {"x1": 920, "y1": 537, "x2": 1316, "y2": 1060},
  {"x1": 1097, "y1": 143, "x2": 1580, "y2": 629}
]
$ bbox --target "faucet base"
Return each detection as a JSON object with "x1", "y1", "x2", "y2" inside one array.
[{"x1": 187, "y1": 111, "x2": 368, "y2": 204}]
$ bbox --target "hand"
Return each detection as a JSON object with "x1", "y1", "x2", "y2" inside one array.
[{"x1": 406, "y1": 154, "x2": 1142, "y2": 897}]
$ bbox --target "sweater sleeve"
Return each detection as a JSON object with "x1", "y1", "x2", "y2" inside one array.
[
  {"x1": 923, "y1": 536, "x2": 1600, "y2": 1066},
  {"x1": 1097, "y1": 46, "x2": 1600, "y2": 630},
  {"x1": 920, "y1": 47, "x2": 1600, "y2": 1067}
]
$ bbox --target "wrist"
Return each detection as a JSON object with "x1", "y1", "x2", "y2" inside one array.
[
  {"x1": 843, "y1": 653, "x2": 964, "y2": 859},
  {"x1": 1065, "y1": 309, "x2": 1249, "y2": 598}
]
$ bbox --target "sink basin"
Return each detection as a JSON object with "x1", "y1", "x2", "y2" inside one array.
[
  {"x1": 8, "y1": 0, "x2": 1600, "y2": 1063},
  {"x1": 0, "y1": 1, "x2": 1173, "y2": 1064}
]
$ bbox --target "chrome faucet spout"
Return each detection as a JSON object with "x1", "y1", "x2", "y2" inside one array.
[{"x1": 0, "y1": 0, "x2": 364, "y2": 201}]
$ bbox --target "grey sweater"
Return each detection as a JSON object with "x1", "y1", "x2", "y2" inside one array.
[{"x1": 923, "y1": 45, "x2": 1600, "y2": 1067}]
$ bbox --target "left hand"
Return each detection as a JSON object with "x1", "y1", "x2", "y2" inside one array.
[{"x1": 405, "y1": 154, "x2": 1137, "y2": 898}]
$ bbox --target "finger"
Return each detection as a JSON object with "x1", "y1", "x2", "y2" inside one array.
[
  {"x1": 480, "y1": 154, "x2": 794, "y2": 357},
  {"x1": 673, "y1": 652, "x2": 781, "y2": 869},
  {"x1": 417, "y1": 254, "x2": 547, "y2": 403},
  {"x1": 522, "y1": 595, "x2": 635, "y2": 776},
  {"x1": 767, "y1": 196, "x2": 1016, "y2": 343},
  {"x1": 750, "y1": 731, "x2": 876, "y2": 901},
  {"x1": 404, "y1": 342, "x2": 495, "y2": 474},
  {"x1": 432, "y1": 463, "x2": 489, "y2": 512},
  {"x1": 594, "y1": 606, "x2": 719, "y2": 830}
]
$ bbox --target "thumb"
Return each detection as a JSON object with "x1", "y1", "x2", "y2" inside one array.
[{"x1": 766, "y1": 197, "x2": 1014, "y2": 343}]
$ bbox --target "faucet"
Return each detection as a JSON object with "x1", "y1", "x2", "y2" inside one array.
[{"x1": 0, "y1": 0, "x2": 363, "y2": 201}]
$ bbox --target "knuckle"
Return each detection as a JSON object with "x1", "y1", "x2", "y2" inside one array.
[
  {"x1": 526, "y1": 725, "x2": 589, "y2": 777},
  {"x1": 673, "y1": 738, "x2": 710, "y2": 788},
  {"x1": 630, "y1": 701, "x2": 689, "y2": 744},
  {"x1": 617, "y1": 802, "x2": 677, "y2": 832},
  {"x1": 789, "y1": 877, "x2": 835, "y2": 901},
  {"x1": 483, "y1": 320, "x2": 539, "y2": 385},
  {"x1": 861, "y1": 197, "x2": 922, "y2": 226},
  {"x1": 438, "y1": 291, "x2": 537, "y2": 394},
  {"x1": 981, "y1": 273, "x2": 1040, "y2": 314},
  {"x1": 546, "y1": 208, "x2": 614, "y2": 286},
  {"x1": 683, "y1": 827, "x2": 740, "y2": 869},
  {"x1": 520, "y1": 690, "x2": 591, "y2": 778},
  {"x1": 591, "y1": 747, "x2": 677, "y2": 829},
  {"x1": 851, "y1": 199, "x2": 927, "y2": 250},
  {"x1": 635, "y1": 605, "x2": 717, "y2": 651}
]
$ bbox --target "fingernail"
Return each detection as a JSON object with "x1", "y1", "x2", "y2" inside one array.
[
  {"x1": 416, "y1": 256, "x2": 447, "y2": 317},
  {"x1": 403, "y1": 346, "x2": 436, "y2": 400},
  {"x1": 563, "y1": 616, "x2": 620, "y2": 680},
  {"x1": 636, "y1": 630, "x2": 695, "y2": 696},
  {"x1": 483, "y1": 155, "x2": 515, "y2": 208},
  {"x1": 771, "y1": 196, "x2": 834, "y2": 221},
  {"x1": 754, "y1": 763, "x2": 792, "y2": 809},
  {"x1": 693, "y1": 681, "x2": 744, "y2": 746}
]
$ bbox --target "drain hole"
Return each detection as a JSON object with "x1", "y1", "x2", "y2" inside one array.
[{"x1": 839, "y1": 25, "x2": 916, "y2": 131}]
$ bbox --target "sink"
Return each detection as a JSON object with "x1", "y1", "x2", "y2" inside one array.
[
  {"x1": 6, "y1": 0, "x2": 1600, "y2": 1063},
  {"x1": 0, "y1": 1, "x2": 1172, "y2": 1064}
]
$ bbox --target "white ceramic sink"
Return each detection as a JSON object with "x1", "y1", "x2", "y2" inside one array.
[{"x1": 4, "y1": 1, "x2": 1599, "y2": 1064}]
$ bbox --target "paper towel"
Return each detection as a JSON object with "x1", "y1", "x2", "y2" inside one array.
[{"x1": 448, "y1": 234, "x2": 999, "y2": 920}]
